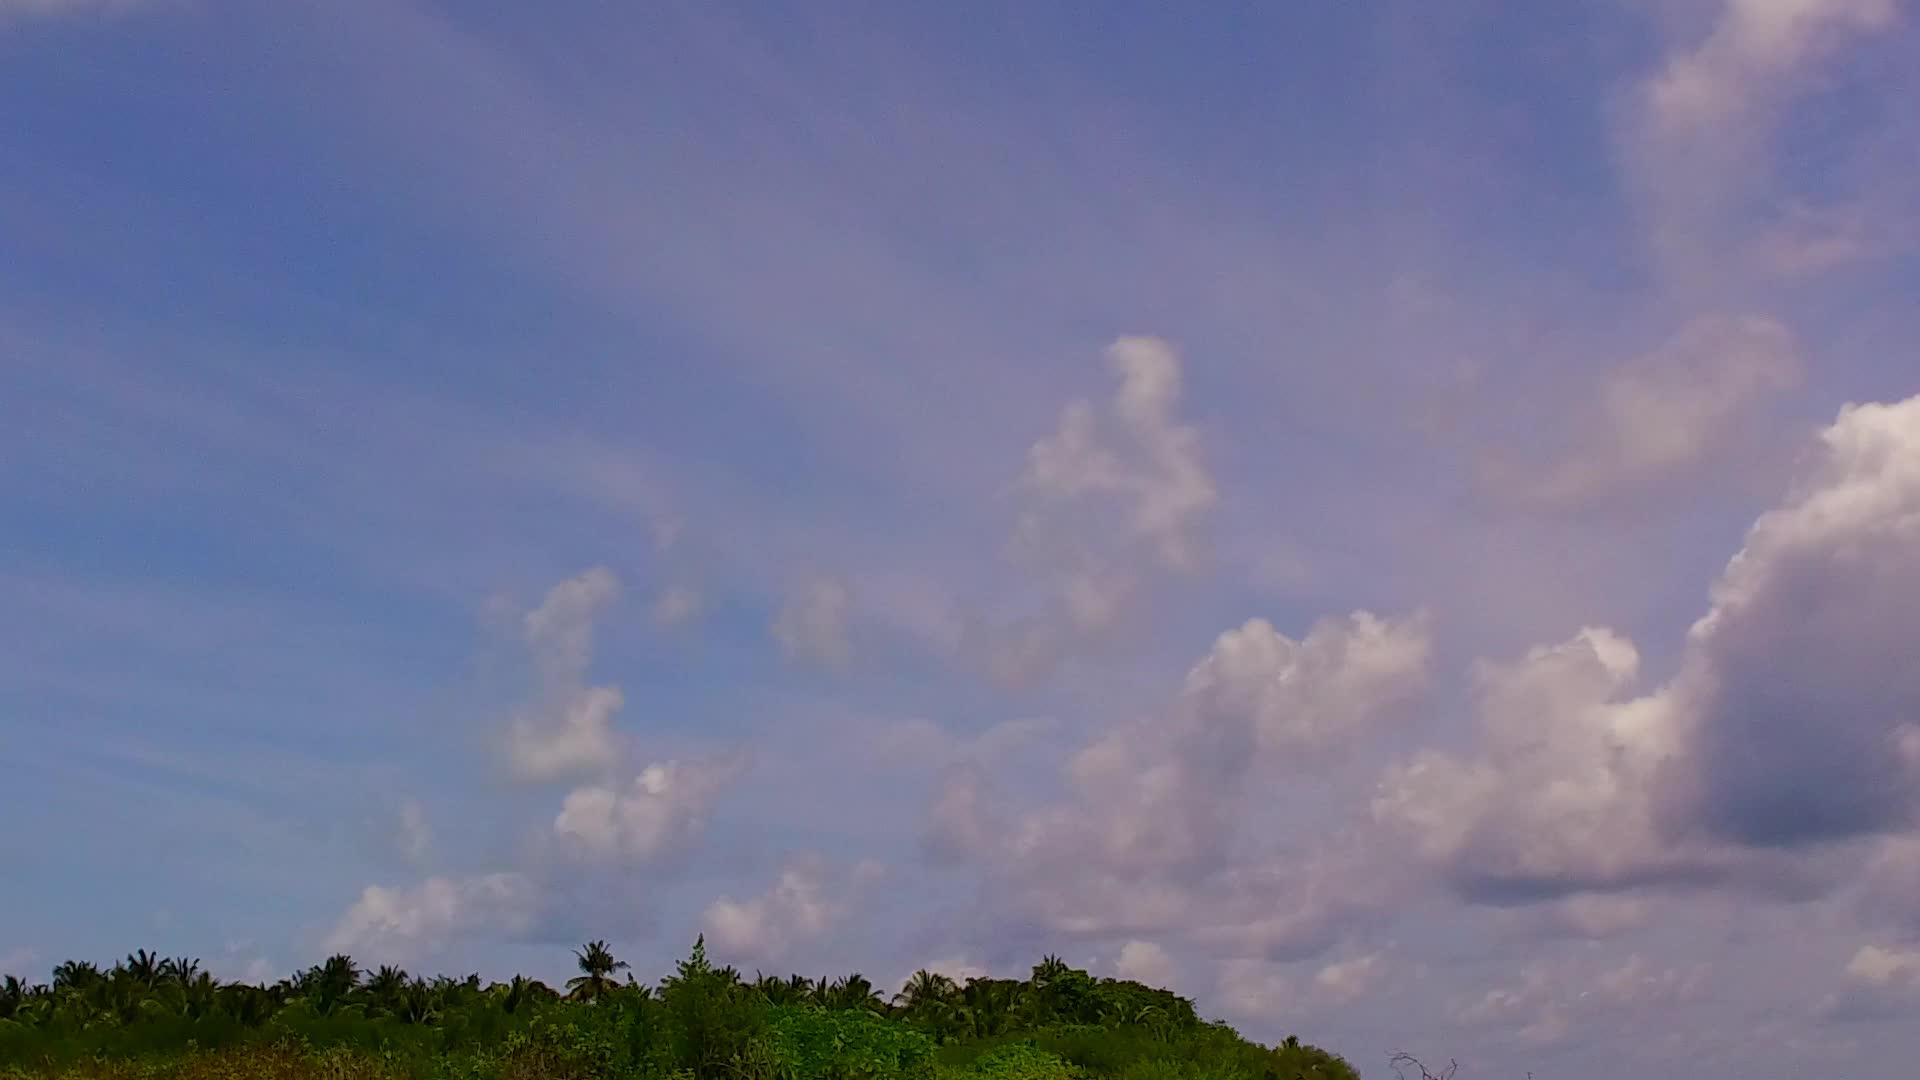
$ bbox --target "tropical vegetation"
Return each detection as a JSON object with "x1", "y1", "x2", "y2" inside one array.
[{"x1": 0, "y1": 939, "x2": 1361, "y2": 1080}]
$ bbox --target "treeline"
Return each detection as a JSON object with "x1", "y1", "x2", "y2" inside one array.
[{"x1": 0, "y1": 938, "x2": 1360, "y2": 1080}]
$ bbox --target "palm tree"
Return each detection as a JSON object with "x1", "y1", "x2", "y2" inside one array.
[
  {"x1": 827, "y1": 973, "x2": 886, "y2": 1013},
  {"x1": 957, "y1": 977, "x2": 1017, "y2": 1038},
  {"x1": 321, "y1": 954, "x2": 361, "y2": 992},
  {"x1": 298, "y1": 954, "x2": 360, "y2": 1014},
  {"x1": 51, "y1": 960, "x2": 103, "y2": 994},
  {"x1": 365, "y1": 965, "x2": 408, "y2": 1014},
  {"x1": 217, "y1": 983, "x2": 278, "y2": 1027},
  {"x1": 123, "y1": 950, "x2": 164, "y2": 989},
  {"x1": 1030, "y1": 954, "x2": 1070, "y2": 991},
  {"x1": 0, "y1": 975, "x2": 28, "y2": 1020},
  {"x1": 808, "y1": 975, "x2": 836, "y2": 1008},
  {"x1": 161, "y1": 957, "x2": 201, "y2": 984},
  {"x1": 497, "y1": 974, "x2": 551, "y2": 1014},
  {"x1": 171, "y1": 971, "x2": 219, "y2": 1020},
  {"x1": 894, "y1": 969, "x2": 957, "y2": 1014},
  {"x1": 753, "y1": 971, "x2": 804, "y2": 1005},
  {"x1": 567, "y1": 939, "x2": 628, "y2": 1002},
  {"x1": 398, "y1": 977, "x2": 438, "y2": 1025}
]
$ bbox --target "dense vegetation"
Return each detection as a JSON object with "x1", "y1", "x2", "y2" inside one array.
[{"x1": 0, "y1": 940, "x2": 1360, "y2": 1080}]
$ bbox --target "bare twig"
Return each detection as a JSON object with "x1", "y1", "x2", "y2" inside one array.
[{"x1": 1388, "y1": 1051, "x2": 1459, "y2": 1080}]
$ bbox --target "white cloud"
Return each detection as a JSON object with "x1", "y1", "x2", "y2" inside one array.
[
  {"x1": 701, "y1": 855, "x2": 878, "y2": 967},
  {"x1": 650, "y1": 584, "x2": 704, "y2": 629},
  {"x1": 1858, "y1": 833, "x2": 1920, "y2": 930},
  {"x1": 324, "y1": 873, "x2": 540, "y2": 959},
  {"x1": 1021, "y1": 611, "x2": 1430, "y2": 881},
  {"x1": 504, "y1": 568, "x2": 628, "y2": 783},
  {"x1": 396, "y1": 800, "x2": 432, "y2": 862},
  {"x1": 523, "y1": 566, "x2": 620, "y2": 679},
  {"x1": 217, "y1": 940, "x2": 277, "y2": 986},
  {"x1": 1314, "y1": 952, "x2": 1386, "y2": 1005},
  {"x1": 1843, "y1": 943, "x2": 1920, "y2": 986},
  {"x1": 1678, "y1": 395, "x2": 1920, "y2": 845},
  {"x1": 984, "y1": 337, "x2": 1218, "y2": 685},
  {"x1": 508, "y1": 685, "x2": 625, "y2": 782},
  {"x1": 1621, "y1": 0, "x2": 1903, "y2": 287},
  {"x1": 1480, "y1": 314, "x2": 1800, "y2": 507},
  {"x1": 1452, "y1": 965, "x2": 1572, "y2": 1047},
  {"x1": 1381, "y1": 393, "x2": 1920, "y2": 898},
  {"x1": 870, "y1": 714, "x2": 1056, "y2": 771},
  {"x1": 552, "y1": 753, "x2": 749, "y2": 863},
  {"x1": 1215, "y1": 958, "x2": 1298, "y2": 1019},
  {"x1": 1453, "y1": 953, "x2": 1708, "y2": 1048},
  {"x1": 923, "y1": 762, "x2": 1005, "y2": 863},
  {"x1": 1020, "y1": 336, "x2": 1216, "y2": 573},
  {"x1": 1181, "y1": 612, "x2": 1435, "y2": 756},
  {"x1": 1115, "y1": 940, "x2": 1176, "y2": 988},
  {"x1": 1541, "y1": 894, "x2": 1653, "y2": 940},
  {"x1": 772, "y1": 575, "x2": 854, "y2": 670},
  {"x1": 1818, "y1": 945, "x2": 1920, "y2": 1021},
  {"x1": 1372, "y1": 627, "x2": 1705, "y2": 896},
  {"x1": 932, "y1": 610, "x2": 1429, "y2": 957},
  {"x1": 1643, "y1": 0, "x2": 1897, "y2": 134},
  {"x1": 1749, "y1": 200, "x2": 1889, "y2": 278}
]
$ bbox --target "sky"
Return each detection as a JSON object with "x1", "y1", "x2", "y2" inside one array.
[{"x1": 2, "y1": 0, "x2": 1919, "y2": 1075}]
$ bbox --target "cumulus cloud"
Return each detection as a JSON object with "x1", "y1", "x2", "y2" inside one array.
[
  {"x1": 701, "y1": 855, "x2": 881, "y2": 967},
  {"x1": 506, "y1": 568, "x2": 627, "y2": 782},
  {"x1": 650, "y1": 584, "x2": 704, "y2": 629},
  {"x1": 1677, "y1": 396, "x2": 1920, "y2": 846},
  {"x1": 1214, "y1": 958, "x2": 1296, "y2": 1019},
  {"x1": 1381, "y1": 393, "x2": 1920, "y2": 899},
  {"x1": 1622, "y1": 0, "x2": 1903, "y2": 286},
  {"x1": 1454, "y1": 953, "x2": 1709, "y2": 1049},
  {"x1": 1019, "y1": 336, "x2": 1216, "y2": 573},
  {"x1": 524, "y1": 567, "x2": 620, "y2": 679},
  {"x1": 1480, "y1": 314, "x2": 1800, "y2": 508},
  {"x1": 1818, "y1": 944, "x2": 1920, "y2": 1021},
  {"x1": 552, "y1": 753, "x2": 750, "y2": 864},
  {"x1": 1539, "y1": 894, "x2": 1654, "y2": 940},
  {"x1": 1857, "y1": 833, "x2": 1920, "y2": 931},
  {"x1": 1313, "y1": 952, "x2": 1386, "y2": 1005},
  {"x1": 396, "y1": 800, "x2": 432, "y2": 863},
  {"x1": 931, "y1": 610, "x2": 1429, "y2": 958},
  {"x1": 772, "y1": 576, "x2": 854, "y2": 670},
  {"x1": 1181, "y1": 613, "x2": 1435, "y2": 756},
  {"x1": 1041, "y1": 612, "x2": 1429, "y2": 881},
  {"x1": 1643, "y1": 0, "x2": 1897, "y2": 134},
  {"x1": 869, "y1": 715, "x2": 1057, "y2": 771},
  {"x1": 1214, "y1": 951, "x2": 1392, "y2": 1023},
  {"x1": 216, "y1": 941, "x2": 278, "y2": 987},
  {"x1": 325, "y1": 873, "x2": 541, "y2": 959},
  {"x1": 982, "y1": 337, "x2": 1218, "y2": 686},
  {"x1": 1114, "y1": 940, "x2": 1176, "y2": 988},
  {"x1": 1372, "y1": 627, "x2": 1712, "y2": 897},
  {"x1": 508, "y1": 685, "x2": 625, "y2": 783}
]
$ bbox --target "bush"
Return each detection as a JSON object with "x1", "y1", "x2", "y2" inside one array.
[
  {"x1": 764, "y1": 1005, "x2": 936, "y2": 1080},
  {"x1": 965, "y1": 1042, "x2": 1079, "y2": 1080}
]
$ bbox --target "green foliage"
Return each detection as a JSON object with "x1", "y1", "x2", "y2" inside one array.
[
  {"x1": 962, "y1": 1043, "x2": 1078, "y2": 1080},
  {"x1": 0, "y1": 941, "x2": 1361, "y2": 1080},
  {"x1": 763, "y1": 1005, "x2": 935, "y2": 1080}
]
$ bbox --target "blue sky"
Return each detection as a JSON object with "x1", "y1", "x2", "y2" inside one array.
[{"x1": 4, "y1": 0, "x2": 1920, "y2": 1075}]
